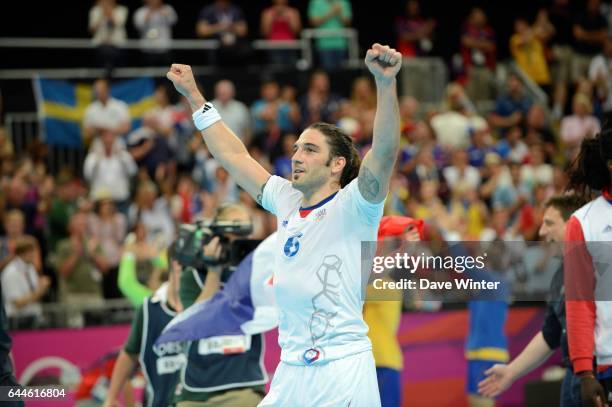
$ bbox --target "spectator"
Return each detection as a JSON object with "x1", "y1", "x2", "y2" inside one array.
[
  {"x1": 133, "y1": 0, "x2": 178, "y2": 67},
  {"x1": 0, "y1": 210, "x2": 41, "y2": 274},
  {"x1": 524, "y1": 104, "x2": 557, "y2": 161},
  {"x1": 399, "y1": 96, "x2": 420, "y2": 138},
  {"x1": 211, "y1": 80, "x2": 251, "y2": 144},
  {"x1": 208, "y1": 165, "x2": 240, "y2": 205},
  {"x1": 4, "y1": 177, "x2": 40, "y2": 238},
  {"x1": 83, "y1": 129, "x2": 137, "y2": 214},
  {"x1": 407, "y1": 180, "x2": 449, "y2": 228},
  {"x1": 395, "y1": 0, "x2": 436, "y2": 57},
  {"x1": 479, "y1": 153, "x2": 515, "y2": 207},
  {"x1": 83, "y1": 78, "x2": 131, "y2": 146},
  {"x1": 308, "y1": 0, "x2": 353, "y2": 70},
  {"x1": 573, "y1": 0, "x2": 608, "y2": 80},
  {"x1": 496, "y1": 126, "x2": 529, "y2": 163},
  {"x1": 489, "y1": 74, "x2": 533, "y2": 134},
  {"x1": 447, "y1": 186, "x2": 489, "y2": 239},
  {"x1": 0, "y1": 127, "x2": 13, "y2": 159},
  {"x1": 510, "y1": 17, "x2": 551, "y2": 88},
  {"x1": 298, "y1": 70, "x2": 343, "y2": 127},
  {"x1": 548, "y1": 0, "x2": 575, "y2": 119},
  {"x1": 46, "y1": 173, "x2": 78, "y2": 252},
  {"x1": 88, "y1": 0, "x2": 128, "y2": 73},
  {"x1": 467, "y1": 123, "x2": 496, "y2": 169},
  {"x1": 560, "y1": 93, "x2": 601, "y2": 159},
  {"x1": 117, "y1": 221, "x2": 166, "y2": 306},
  {"x1": 1, "y1": 236, "x2": 50, "y2": 329},
  {"x1": 461, "y1": 7, "x2": 497, "y2": 102},
  {"x1": 589, "y1": 36, "x2": 612, "y2": 114},
  {"x1": 127, "y1": 181, "x2": 175, "y2": 248},
  {"x1": 339, "y1": 76, "x2": 377, "y2": 145},
  {"x1": 196, "y1": 0, "x2": 249, "y2": 65},
  {"x1": 127, "y1": 84, "x2": 177, "y2": 182},
  {"x1": 431, "y1": 82, "x2": 483, "y2": 150},
  {"x1": 404, "y1": 144, "x2": 445, "y2": 198},
  {"x1": 443, "y1": 149, "x2": 482, "y2": 195},
  {"x1": 260, "y1": 0, "x2": 302, "y2": 66},
  {"x1": 251, "y1": 79, "x2": 299, "y2": 152},
  {"x1": 50, "y1": 212, "x2": 106, "y2": 309},
  {"x1": 88, "y1": 192, "x2": 127, "y2": 299},
  {"x1": 273, "y1": 133, "x2": 297, "y2": 179},
  {"x1": 520, "y1": 144, "x2": 554, "y2": 189}
]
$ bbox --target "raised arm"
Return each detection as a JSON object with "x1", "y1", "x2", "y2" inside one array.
[
  {"x1": 166, "y1": 64, "x2": 271, "y2": 204},
  {"x1": 358, "y1": 44, "x2": 402, "y2": 203}
]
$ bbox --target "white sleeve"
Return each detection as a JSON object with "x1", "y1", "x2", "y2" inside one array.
[
  {"x1": 133, "y1": 8, "x2": 146, "y2": 31},
  {"x1": 261, "y1": 175, "x2": 295, "y2": 216},
  {"x1": 344, "y1": 178, "x2": 384, "y2": 226},
  {"x1": 165, "y1": 6, "x2": 178, "y2": 25}
]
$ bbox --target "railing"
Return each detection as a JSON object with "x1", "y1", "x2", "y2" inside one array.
[
  {"x1": 8, "y1": 298, "x2": 134, "y2": 331},
  {"x1": 5, "y1": 112, "x2": 86, "y2": 175},
  {"x1": 0, "y1": 31, "x2": 362, "y2": 79}
]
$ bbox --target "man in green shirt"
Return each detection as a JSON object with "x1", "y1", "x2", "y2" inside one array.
[
  {"x1": 50, "y1": 212, "x2": 107, "y2": 303},
  {"x1": 308, "y1": 0, "x2": 353, "y2": 70}
]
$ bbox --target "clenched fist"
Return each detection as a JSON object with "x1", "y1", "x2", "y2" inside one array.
[
  {"x1": 365, "y1": 43, "x2": 402, "y2": 84},
  {"x1": 166, "y1": 64, "x2": 205, "y2": 110}
]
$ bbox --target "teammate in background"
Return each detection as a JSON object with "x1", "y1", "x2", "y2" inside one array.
[
  {"x1": 365, "y1": 216, "x2": 424, "y2": 407},
  {"x1": 103, "y1": 251, "x2": 184, "y2": 407},
  {"x1": 478, "y1": 195, "x2": 586, "y2": 406},
  {"x1": 563, "y1": 129, "x2": 612, "y2": 407},
  {"x1": 166, "y1": 42, "x2": 401, "y2": 406}
]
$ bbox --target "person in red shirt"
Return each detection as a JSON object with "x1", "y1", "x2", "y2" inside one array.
[
  {"x1": 564, "y1": 127, "x2": 612, "y2": 406},
  {"x1": 460, "y1": 7, "x2": 496, "y2": 102}
]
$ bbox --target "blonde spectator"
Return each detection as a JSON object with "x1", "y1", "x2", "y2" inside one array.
[
  {"x1": 339, "y1": 76, "x2": 377, "y2": 143},
  {"x1": 560, "y1": 93, "x2": 601, "y2": 159}
]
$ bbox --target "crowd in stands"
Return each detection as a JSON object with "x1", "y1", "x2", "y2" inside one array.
[{"x1": 1, "y1": 0, "x2": 612, "y2": 328}]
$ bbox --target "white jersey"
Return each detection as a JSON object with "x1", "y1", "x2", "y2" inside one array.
[{"x1": 262, "y1": 175, "x2": 384, "y2": 366}]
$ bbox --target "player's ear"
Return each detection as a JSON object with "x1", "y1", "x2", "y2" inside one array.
[{"x1": 332, "y1": 156, "x2": 346, "y2": 175}]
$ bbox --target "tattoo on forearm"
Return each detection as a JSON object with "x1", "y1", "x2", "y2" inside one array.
[
  {"x1": 256, "y1": 183, "x2": 265, "y2": 206},
  {"x1": 358, "y1": 167, "x2": 380, "y2": 201}
]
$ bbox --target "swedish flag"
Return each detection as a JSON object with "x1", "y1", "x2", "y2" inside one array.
[{"x1": 33, "y1": 77, "x2": 156, "y2": 148}]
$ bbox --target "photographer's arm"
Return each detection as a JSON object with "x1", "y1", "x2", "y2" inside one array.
[
  {"x1": 118, "y1": 252, "x2": 152, "y2": 307},
  {"x1": 167, "y1": 65, "x2": 271, "y2": 204}
]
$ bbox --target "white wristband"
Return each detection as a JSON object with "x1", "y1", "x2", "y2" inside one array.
[{"x1": 192, "y1": 102, "x2": 222, "y2": 131}]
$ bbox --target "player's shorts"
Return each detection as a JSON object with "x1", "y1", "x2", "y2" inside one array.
[
  {"x1": 258, "y1": 350, "x2": 381, "y2": 407},
  {"x1": 467, "y1": 359, "x2": 498, "y2": 396}
]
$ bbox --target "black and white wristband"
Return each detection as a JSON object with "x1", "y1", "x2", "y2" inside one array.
[{"x1": 192, "y1": 102, "x2": 222, "y2": 131}]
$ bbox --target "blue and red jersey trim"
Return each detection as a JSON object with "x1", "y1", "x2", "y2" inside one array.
[{"x1": 299, "y1": 191, "x2": 338, "y2": 218}]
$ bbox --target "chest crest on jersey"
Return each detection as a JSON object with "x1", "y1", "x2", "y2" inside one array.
[{"x1": 313, "y1": 208, "x2": 327, "y2": 222}]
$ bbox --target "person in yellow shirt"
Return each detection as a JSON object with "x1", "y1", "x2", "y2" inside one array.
[
  {"x1": 365, "y1": 216, "x2": 424, "y2": 407},
  {"x1": 510, "y1": 17, "x2": 551, "y2": 87}
]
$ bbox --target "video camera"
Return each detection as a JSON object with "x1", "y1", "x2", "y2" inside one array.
[{"x1": 173, "y1": 219, "x2": 256, "y2": 270}]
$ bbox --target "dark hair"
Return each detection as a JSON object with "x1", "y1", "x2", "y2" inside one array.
[
  {"x1": 307, "y1": 122, "x2": 361, "y2": 187},
  {"x1": 566, "y1": 128, "x2": 611, "y2": 199},
  {"x1": 544, "y1": 195, "x2": 586, "y2": 221}
]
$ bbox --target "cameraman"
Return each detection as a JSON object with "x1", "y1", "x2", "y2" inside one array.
[{"x1": 174, "y1": 203, "x2": 267, "y2": 407}]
